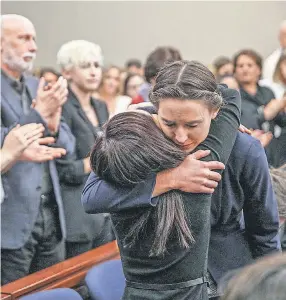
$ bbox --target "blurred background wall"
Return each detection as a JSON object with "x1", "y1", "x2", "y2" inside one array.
[{"x1": 2, "y1": 1, "x2": 285, "y2": 69}]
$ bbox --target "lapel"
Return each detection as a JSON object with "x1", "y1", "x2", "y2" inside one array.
[
  {"x1": 1, "y1": 72, "x2": 23, "y2": 117},
  {"x1": 68, "y1": 89, "x2": 98, "y2": 138},
  {"x1": 91, "y1": 98, "x2": 107, "y2": 128}
]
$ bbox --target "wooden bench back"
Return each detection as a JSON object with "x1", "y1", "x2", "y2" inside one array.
[{"x1": 1, "y1": 241, "x2": 119, "y2": 299}]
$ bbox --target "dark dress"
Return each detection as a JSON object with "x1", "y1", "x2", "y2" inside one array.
[{"x1": 81, "y1": 86, "x2": 241, "y2": 299}]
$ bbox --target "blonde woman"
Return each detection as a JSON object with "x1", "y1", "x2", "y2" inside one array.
[{"x1": 96, "y1": 66, "x2": 131, "y2": 117}]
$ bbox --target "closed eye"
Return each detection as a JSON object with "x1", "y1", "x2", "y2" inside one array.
[{"x1": 186, "y1": 124, "x2": 198, "y2": 128}]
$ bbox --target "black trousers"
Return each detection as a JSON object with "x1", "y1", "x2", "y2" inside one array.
[
  {"x1": 1, "y1": 193, "x2": 65, "y2": 285},
  {"x1": 65, "y1": 214, "x2": 115, "y2": 259}
]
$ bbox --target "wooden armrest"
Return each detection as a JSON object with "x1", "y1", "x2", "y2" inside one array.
[
  {"x1": 0, "y1": 294, "x2": 12, "y2": 300},
  {"x1": 1, "y1": 241, "x2": 120, "y2": 299}
]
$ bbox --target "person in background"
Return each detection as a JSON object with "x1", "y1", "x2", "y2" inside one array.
[
  {"x1": 125, "y1": 58, "x2": 143, "y2": 76},
  {"x1": 261, "y1": 51, "x2": 286, "y2": 167},
  {"x1": 131, "y1": 46, "x2": 182, "y2": 104},
  {"x1": 270, "y1": 164, "x2": 286, "y2": 251},
  {"x1": 56, "y1": 40, "x2": 114, "y2": 258},
  {"x1": 213, "y1": 56, "x2": 234, "y2": 78},
  {"x1": 1, "y1": 14, "x2": 75, "y2": 284},
  {"x1": 123, "y1": 73, "x2": 144, "y2": 99},
  {"x1": 234, "y1": 49, "x2": 286, "y2": 167},
  {"x1": 217, "y1": 75, "x2": 239, "y2": 91},
  {"x1": 263, "y1": 20, "x2": 286, "y2": 81},
  {"x1": 220, "y1": 253, "x2": 286, "y2": 300},
  {"x1": 260, "y1": 50, "x2": 286, "y2": 99},
  {"x1": 39, "y1": 67, "x2": 60, "y2": 86},
  {"x1": 96, "y1": 66, "x2": 131, "y2": 116}
]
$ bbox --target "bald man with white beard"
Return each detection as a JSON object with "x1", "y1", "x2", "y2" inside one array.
[
  {"x1": 1, "y1": 14, "x2": 75, "y2": 284},
  {"x1": 263, "y1": 20, "x2": 286, "y2": 81}
]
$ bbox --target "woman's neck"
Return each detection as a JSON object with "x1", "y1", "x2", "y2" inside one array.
[{"x1": 70, "y1": 83, "x2": 91, "y2": 108}]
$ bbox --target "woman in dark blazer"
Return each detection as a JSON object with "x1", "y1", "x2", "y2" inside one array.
[{"x1": 56, "y1": 40, "x2": 114, "y2": 258}]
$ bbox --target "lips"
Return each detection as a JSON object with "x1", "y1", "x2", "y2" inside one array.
[{"x1": 87, "y1": 79, "x2": 99, "y2": 83}]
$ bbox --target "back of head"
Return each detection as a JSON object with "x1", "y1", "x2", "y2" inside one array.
[
  {"x1": 150, "y1": 60, "x2": 223, "y2": 111},
  {"x1": 90, "y1": 111, "x2": 185, "y2": 187},
  {"x1": 57, "y1": 40, "x2": 103, "y2": 71},
  {"x1": 144, "y1": 46, "x2": 182, "y2": 83},
  {"x1": 90, "y1": 111, "x2": 193, "y2": 256},
  {"x1": 221, "y1": 253, "x2": 286, "y2": 300}
]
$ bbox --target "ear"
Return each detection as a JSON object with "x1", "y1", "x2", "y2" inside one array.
[{"x1": 211, "y1": 109, "x2": 220, "y2": 119}]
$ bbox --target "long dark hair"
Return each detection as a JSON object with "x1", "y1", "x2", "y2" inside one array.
[
  {"x1": 90, "y1": 111, "x2": 194, "y2": 256},
  {"x1": 91, "y1": 60, "x2": 223, "y2": 256}
]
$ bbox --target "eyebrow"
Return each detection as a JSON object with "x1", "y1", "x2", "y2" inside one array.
[{"x1": 161, "y1": 117, "x2": 203, "y2": 125}]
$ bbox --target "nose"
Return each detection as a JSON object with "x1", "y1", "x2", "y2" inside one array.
[
  {"x1": 91, "y1": 64, "x2": 100, "y2": 75},
  {"x1": 174, "y1": 129, "x2": 188, "y2": 144},
  {"x1": 29, "y1": 39, "x2": 37, "y2": 53}
]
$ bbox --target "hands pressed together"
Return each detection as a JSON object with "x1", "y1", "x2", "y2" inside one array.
[{"x1": 33, "y1": 76, "x2": 68, "y2": 134}]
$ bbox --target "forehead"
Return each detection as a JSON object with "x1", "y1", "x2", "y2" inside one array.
[
  {"x1": 237, "y1": 55, "x2": 256, "y2": 64},
  {"x1": 158, "y1": 98, "x2": 208, "y2": 120},
  {"x1": 106, "y1": 68, "x2": 120, "y2": 77},
  {"x1": 3, "y1": 18, "x2": 36, "y2": 37}
]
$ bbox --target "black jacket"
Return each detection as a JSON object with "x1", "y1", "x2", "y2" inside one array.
[{"x1": 57, "y1": 89, "x2": 109, "y2": 242}]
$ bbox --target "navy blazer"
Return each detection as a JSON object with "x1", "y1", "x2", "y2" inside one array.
[
  {"x1": 208, "y1": 132, "x2": 281, "y2": 284},
  {"x1": 1, "y1": 73, "x2": 75, "y2": 249},
  {"x1": 81, "y1": 133, "x2": 280, "y2": 283}
]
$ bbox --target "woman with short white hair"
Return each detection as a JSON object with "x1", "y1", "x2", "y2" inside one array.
[{"x1": 56, "y1": 40, "x2": 114, "y2": 258}]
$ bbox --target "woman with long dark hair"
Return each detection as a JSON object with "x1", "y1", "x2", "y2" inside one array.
[{"x1": 82, "y1": 60, "x2": 241, "y2": 299}]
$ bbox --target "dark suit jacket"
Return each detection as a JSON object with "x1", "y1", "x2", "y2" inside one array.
[
  {"x1": 57, "y1": 89, "x2": 109, "y2": 242},
  {"x1": 1, "y1": 72, "x2": 75, "y2": 249},
  {"x1": 208, "y1": 132, "x2": 281, "y2": 284}
]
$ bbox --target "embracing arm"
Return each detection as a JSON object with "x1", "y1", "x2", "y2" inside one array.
[
  {"x1": 82, "y1": 86, "x2": 241, "y2": 213},
  {"x1": 153, "y1": 86, "x2": 241, "y2": 196},
  {"x1": 242, "y1": 139, "x2": 281, "y2": 257}
]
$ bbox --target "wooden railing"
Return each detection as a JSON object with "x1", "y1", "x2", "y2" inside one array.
[{"x1": 1, "y1": 241, "x2": 119, "y2": 300}]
